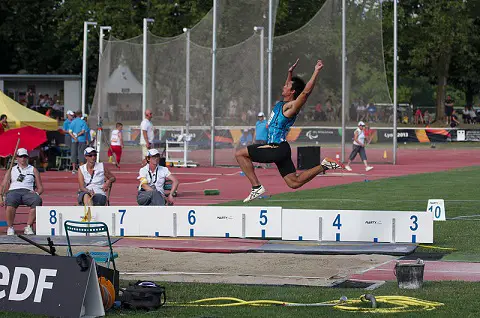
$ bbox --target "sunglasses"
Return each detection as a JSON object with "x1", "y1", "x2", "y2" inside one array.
[
  {"x1": 85, "y1": 153, "x2": 97, "y2": 157},
  {"x1": 17, "y1": 155, "x2": 29, "y2": 158}
]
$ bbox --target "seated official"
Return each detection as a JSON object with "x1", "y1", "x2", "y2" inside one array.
[
  {"x1": 77, "y1": 147, "x2": 116, "y2": 206},
  {"x1": 0, "y1": 148, "x2": 44, "y2": 235},
  {"x1": 137, "y1": 149, "x2": 179, "y2": 206}
]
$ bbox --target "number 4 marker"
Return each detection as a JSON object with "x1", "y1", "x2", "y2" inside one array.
[{"x1": 427, "y1": 199, "x2": 446, "y2": 221}]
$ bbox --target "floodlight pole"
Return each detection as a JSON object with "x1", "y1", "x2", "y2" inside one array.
[
  {"x1": 393, "y1": 0, "x2": 398, "y2": 164},
  {"x1": 210, "y1": 0, "x2": 217, "y2": 166},
  {"x1": 142, "y1": 18, "x2": 154, "y2": 118},
  {"x1": 81, "y1": 21, "x2": 97, "y2": 116},
  {"x1": 341, "y1": 0, "x2": 346, "y2": 162},
  {"x1": 99, "y1": 26, "x2": 111, "y2": 62},
  {"x1": 254, "y1": 26, "x2": 265, "y2": 114},
  {"x1": 183, "y1": 27, "x2": 191, "y2": 167},
  {"x1": 267, "y1": 0, "x2": 273, "y2": 116},
  {"x1": 96, "y1": 26, "x2": 112, "y2": 162}
]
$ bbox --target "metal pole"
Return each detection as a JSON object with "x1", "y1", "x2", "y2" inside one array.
[
  {"x1": 393, "y1": 0, "x2": 398, "y2": 164},
  {"x1": 254, "y1": 27, "x2": 265, "y2": 114},
  {"x1": 142, "y1": 18, "x2": 154, "y2": 118},
  {"x1": 341, "y1": 0, "x2": 346, "y2": 162},
  {"x1": 97, "y1": 26, "x2": 111, "y2": 163},
  {"x1": 210, "y1": 0, "x2": 217, "y2": 166},
  {"x1": 99, "y1": 26, "x2": 111, "y2": 62},
  {"x1": 267, "y1": 0, "x2": 273, "y2": 115},
  {"x1": 81, "y1": 21, "x2": 97, "y2": 116},
  {"x1": 183, "y1": 28, "x2": 191, "y2": 167}
]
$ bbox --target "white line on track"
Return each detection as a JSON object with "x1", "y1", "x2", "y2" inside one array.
[
  {"x1": 110, "y1": 171, "x2": 241, "y2": 176},
  {"x1": 371, "y1": 268, "x2": 480, "y2": 274},
  {"x1": 181, "y1": 178, "x2": 217, "y2": 185}
]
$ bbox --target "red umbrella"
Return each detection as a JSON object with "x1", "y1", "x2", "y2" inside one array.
[{"x1": 0, "y1": 126, "x2": 47, "y2": 157}]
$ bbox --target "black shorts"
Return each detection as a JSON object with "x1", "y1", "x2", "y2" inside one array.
[
  {"x1": 248, "y1": 142, "x2": 296, "y2": 177},
  {"x1": 445, "y1": 107, "x2": 453, "y2": 116}
]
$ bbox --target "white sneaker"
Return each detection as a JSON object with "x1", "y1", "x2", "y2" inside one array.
[
  {"x1": 7, "y1": 227, "x2": 15, "y2": 236},
  {"x1": 365, "y1": 166, "x2": 374, "y2": 172},
  {"x1": 24, "y1": 226, "x2": 35, "y2": 235},
  {"x1": 243, "y1": 185, "x2": 266, "y2": 203},
  {"x1": 321, "y1": 157, "x2": 345, "y2": 170},
  {"x1": 345, "y1": 165, "x2": 352, "y2": 171}
]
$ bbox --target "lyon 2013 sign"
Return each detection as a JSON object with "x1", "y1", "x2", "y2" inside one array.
[{"x1": 0, "y1": 252, "x2": 104, "y2": 317}]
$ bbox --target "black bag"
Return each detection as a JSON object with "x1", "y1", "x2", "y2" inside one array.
[{"x1": 119, "y1": 281, "x2": 167, "y2": 310}]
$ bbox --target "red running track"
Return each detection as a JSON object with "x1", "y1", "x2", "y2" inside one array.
[
  {"x1": 1, "y1": 147, "x2": 480, "y2": 231},
  {"x1": 350, "y1": 260, "x2": 480, "y2": 282}
]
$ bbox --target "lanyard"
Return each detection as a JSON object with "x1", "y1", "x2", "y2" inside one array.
[
  {"x1": 148, "y1": 166, "x2": 159, "y2": 185},
  {"x1": 85, "y1": 168, "x2": 95, "y2": 187}
]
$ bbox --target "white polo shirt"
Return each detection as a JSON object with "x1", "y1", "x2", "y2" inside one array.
[
  {"x1": 353, "y1": 128, "x2": 365, "y2": 146},
  {"x1": 137, "y1": 164, "x2": 171, "y2": 195},
  {"x1": 140, "y1": 119, "x2": 154, "y2": 145}
]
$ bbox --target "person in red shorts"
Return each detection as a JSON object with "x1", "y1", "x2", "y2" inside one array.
[{"x1": 108, "y1": 122, "x2": 124, "y2": 167}]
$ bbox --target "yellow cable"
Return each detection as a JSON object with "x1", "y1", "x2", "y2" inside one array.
[
  {"x1": 418, "y1": 244, "x2": 456, "y2": 251},
  {"x1": 169, "y1": 295, "x2": 444, "y2": 313}
]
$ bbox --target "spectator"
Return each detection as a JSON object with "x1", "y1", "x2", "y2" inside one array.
[
  {"x1": 469, "y1": 106, "x2": 477, "y2": 124},
  {"x1": 367, "y1": 103, "x2": 378, "y2": 122},
  {"x1": 314, "y1": 102, "x2": 325, "y2": 121},
  {"x1": 0, "y1": 148, "x2": 44, "y2": 235},
  {"x1": 81, "y1": 115, "x2": 94, "y2": 147},
  {"x1": 0, "y1": 114, "x2": 8, "y2": 135},
  {"x1": 325, "y1": 99, "x2": 335, "y2": 122},
  {"x1": 62, "y1": 110, "x2": 75, "y2": 147},
  {"x1": 462, "y1": 106, "x2": 471, "y2": 124},
  {"x1": 356, "y1": 102, "x2": 366, "y2": 122},
  {"x1": 450, "y1": 109, "x2": 460, "y2": 128},
  {"x1": 344, "y1": 121, "x2": 374, "y2": 172},
  {"x1": 68, "y1": 111, "x2": 88, "y2": 173},
  {"x1": 414, "y1": 107, "x2": 424, "y2": 125},
  {"x1": 108, "y1": 123, "x2": 124, "y2": 166},
  {"x1": 423, "y1": 110, "x2": 432, "y2": 125},
  {"x1": 238, "y1": 129, "x2": 253, "y2": 149},
  {"x1": 0, "y1": 114, "x2": 9, "y2": 167},
  {"x1": 140, "y1": 109, "x2": 154, "y2": 160},
  {"x1": 254, "y1": 112, "x2": 268, "y2": 144},
  {"x1": 444, "y1": 95, "x2": 454, "y2": 126},
  {"x1": 77, "y1": 147, "x2": 116, "y2": 206},
  {"x1": 26, "y1": 89, "x2": 35, "y2": 107},
  {"x1": 137, "y1": 149, "x2": 179, "y2": 206}
]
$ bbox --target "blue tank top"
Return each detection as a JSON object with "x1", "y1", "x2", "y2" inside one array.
[{"x1": 267, "y1": 101, "x2": 297, "y2": 144}]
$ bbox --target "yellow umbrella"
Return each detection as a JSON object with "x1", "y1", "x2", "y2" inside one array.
[{"x1": 0, "y1": 91, "x2": 59, "y2": 131}]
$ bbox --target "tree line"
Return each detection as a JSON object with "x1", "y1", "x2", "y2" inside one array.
[{"x1": 1, "y1": 0, "x2": 479, "y2": 120}]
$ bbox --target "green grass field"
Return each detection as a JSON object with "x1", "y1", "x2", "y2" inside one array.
[
  {"x1": 3, "y1": 166, "x2": 480, "y2": 317},
  {"x1": 233, "y1": 165, "x2": 480, "y2": 260}
]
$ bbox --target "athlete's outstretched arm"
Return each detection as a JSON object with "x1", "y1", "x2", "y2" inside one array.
[
  {"x1": 287, "y1": 60, "x2": 323, "y2": 115},
  {"x1": 285, "y1": 58, "x2": 299, "y2": 86}
]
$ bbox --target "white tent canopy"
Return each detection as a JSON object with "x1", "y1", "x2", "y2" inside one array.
[{"x1": 105, "y1": 64, "x2": 142, "y2": 94}]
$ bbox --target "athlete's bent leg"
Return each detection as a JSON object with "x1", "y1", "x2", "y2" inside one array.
[
  {"x1": 283, "y1": 157, "x2": 344, "y2": 189},
  {"x1": 283, "y1": 165, "x2": 326, "y2": 189},
  {"x1": 235, "y1": 147, "x2": 261, "y2": 187}
]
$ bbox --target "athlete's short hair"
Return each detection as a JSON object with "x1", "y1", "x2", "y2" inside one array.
[{"x1": 291, "y1": 77, "x2": 306, "y2": 99}]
